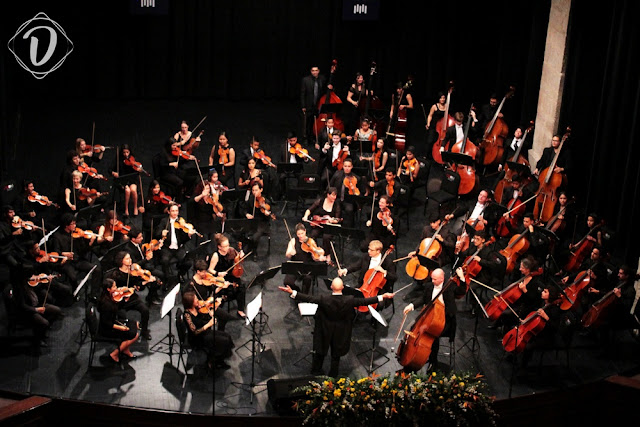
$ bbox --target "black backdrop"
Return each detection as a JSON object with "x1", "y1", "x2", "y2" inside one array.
[{"x1": 1, "y1": 0, "x2": 639, "y2": 264}]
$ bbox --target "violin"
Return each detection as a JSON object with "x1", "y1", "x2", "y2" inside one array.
[
  {"x1": 123, "y1": 155, "x2": 150, "y2": 176},
  {"x1": 113, "y1": 287, "x2": 135, "y2": 302},
  {"x1": 112, "y1": 220, "x2": 132, "y2": 236},
  {"x1": 11, "y1": 216, "x2": 42, "y2": 231},
  {"x1": 432, "y1": 81, "x2": 455, "y2": 164},
  {"x1": 343, "y1": 176, "x2": 360, "y2": 195},
  {"x1": 308, "y1": 215, "x2": 342, "y2": 228},
  {"x1": 172, "y1": 146, "x2": 193, "y2": 160},
  {"x1": 533, "y1": 127, "x2": 571, "y2": 222},
  {"x1": 400, "y1": 157, "x2": 418, "y2": 182},
  {"x1": 28, "y1": 191, "x2": 59, "y2": 208},
  {"x1": 254, "y1": 196, "x2": 276, "y2": 220},
  {"x1": 71, "y1": 227, "x2": 100, "y2": 239},
  {"x1": 301, "y1": 237, "x2": 325, "y2": 262},
  {"x1": 34, "y1": 249, "x2": 67, "y2": 264},
  {"x1": 130, "y1": 263, "x2": 157, "y2": 283},
  {"x1": 174, "y1": 217, "x2": 203, "y2": 237},
  {"x1": 254, "y1": 149, "x2": 277, "y2": 168},
  {"x1": 198, "y1": 296, "x2": 222, "y2": 314},
  {"x1": 225, "y1": 242, "x2": 246, "y2": 278},
  {"x1": 217, "y1": 145, "x2": 230, "y2": 175},
  {"x1": 405, "y1": 218, "x2": 449, "y2": 280},
  {"x1": 142, "y1": 236, "x2": 165, "y2": 258},
  {"x1": 479, "y1": 86, "x2": 515, "y2": 166},
  {"x1": 377, "y1": 209, "x2": 395, "y2": 236},
  {"x1": 502, "y1": 300, "x2": 560, "y2": 353},
  {"x1": 77, "y1": 162, "x2": 106, "y2": 180},
  {"x1": 332, "y1": 146, "x2": 350, "y2": 170},
  {"x1": 82, "y1": 144, "x2": 112, "y2": 155},
  {"x1": 183, "y1": 130, "x2": 204, "y2": 154},
  {"x1": 385, "y1": 178, "x2": 395, "y2": 197},
  {"x1": 28, "y1": 273, "x2": 60, "y2": 287},
  {"x1": 152, "y1": 191, "x2": 174, "y2": 205},
  {"x1": 357, "y1": 246, "x2": 394, "y2": 313},
  {"x1": 289, "y1": 143, "x2": 315, "y2": 162},
  {"x1": 484, "y1": 268, "x2": 543, "y2": 321},
  {"x1": 77, "y1": 187, "x2": 107, "y2": 201}
]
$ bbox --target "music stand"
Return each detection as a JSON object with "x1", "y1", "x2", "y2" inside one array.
[
  {"x1": 243, "y1": 265, "x2": 281, "y2": 337},
  {"x1": 282, "y1": 187, "x2": 320, "y2": 216},
  {"x1": 282, "y1": 261, "x2": 328, "y2": 323},
  {"x1": 333, "y1": 226, "x2": 365, "y2": 260},
  {"x1": 457, "y1": 283, "x2": 489, "y2": 362},
  {"x1": 150, "y1": 283, "x2": 181, "y2": 358},
  {"x1": 356, "y1": 306, "x2": 391, "y2": 374},
  {"x1": 223, "y1": 218, "x2": 256, "y2": 239},
  {"x1": 441, "y1": 151, "x2": 475, "y2": 167},
  {"x1": 74, "y1": 265, "x2": 98, "y2": 346},
  {"x1": 505, "y1": 161, "x2": 530, "y2": 177}
]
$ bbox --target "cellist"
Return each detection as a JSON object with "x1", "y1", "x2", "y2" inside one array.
[
  {"x1": 402, "y1": 267, "x2": 467, "y2": 371},
  {"x1": 457, "y1": 230, "x2": 504, "y2": 294}
]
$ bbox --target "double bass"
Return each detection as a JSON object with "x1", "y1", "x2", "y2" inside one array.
[
  {"x1": 449, "y1": 105, "x2": 477, "y2": 195},
  {"x1": 314, "y1": 59, "x2": 345, "y2": 134},
  {"x1": 432, "y1": 81, "x2": 455, "y2": 164},
  {"x1": 479, "y1": 86, "x2": 515, "y2": 166},
  {"x1": 494, "y1": 121, "x2": 534, "y2": 204},
  {"x1": 386, "y1": 76, "x2": 413, "y2": 151},
  {"x1": 533, "y1": 127, "x2": 570, "y2": 223},
  {"x1": 358, "y1": 61, "x2": 385, "y2": 136}
]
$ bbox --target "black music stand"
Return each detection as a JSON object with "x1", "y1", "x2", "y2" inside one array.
[
  {"x1": 74, "y1": 265, "x2": 98, "y2": 346},
  {"x1": 332, "y1": 226, "x2": 365, "y2": 260},
  {"x1": 244, "y1": 265, "x2": 281, "y2": 337},
  {"x1": 223, "y1": 218, "x2": 255, "y2": 237},
  {"x1": 441, "y1": 151, "x2": 475, "y2": 167},
  {"x1": 219, "y1": 189, "x2": 245, "y2": 215},
  {"x1": 457, "y1": 283, "x2": 489, "y2": 362},
  {"x1": 282, "y1": 187, "x2": 319, "y2": 216},
  {"x1": 282, "y1": 261, "x2": 328, "y2": 323},
  {"x1": 322, "y1": 277, "x2": 362, "y2": 297},
  {"x1": 505, "y1": 161, "x2": 530, "y2": 177}
]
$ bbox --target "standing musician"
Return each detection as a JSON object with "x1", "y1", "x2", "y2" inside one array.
[
  {"x1": 301, "y1": 65, "x2": 329, "y2": 144},
  {"x1": 157, "y1": 138, "x2": 195, "y2": 202},
  {"x1": 192, "y1": 168, "x2": 226, "y2": 240},
  {"x1": 532, "y1": 134, "x2": 572, "y2": 182},
  {"x1": 345, "y1": 72, "x2": 369, "y2": 135},
  {"x1": 322, "y1": 132, "x2": 351, "y2": 181},
  {"x1": 338, "y1": 239, "x2": 397, "y2": 298},
  {"x1": 328, "y1": 158, "x2": 362, "y2": 228},
  {"x1": 111, "y1": 144, "x2": 145, "y2": 217},
  {"x1": 125, "y1": 227, "x2": 165, "y2": 306},
  {"x1": 207, "y1": 234, "x2": 247, "y2": 318},
  {"x1": 302, "y1": 187, "x2": 342, "y2": 257},
  {"x1": 476, "y1": 94, "x2": 502, "y2": 132},
  {"x1": 425, "y1": 92, "x2": 447, "y2": 157},
  {"x1": 284, "y1": 223, "x2": 328, "y2": 294},
  {"x1": 241, "y1": 182, "x2": 273, "y2": 257},
  {"x1": 360, "y1": 138, "x2": 388, "y2": 181},
  {"x1": 208, "y1": 131, "x2": 236, "y2": 189},
  {"x1": 155, "y1": 203, "x2": 196, "y2": 287},
  {"x1": 173, "y1": 120, "x2": 201, "y2": 149},
  {"x1": 98, "y1": 278, "x2": 140, "y2": 362},
  {"x1": 500, "y1": 127, "x2": 527, "y2": 166},
  {"x1": 279, "y1": 277, "x2": 395, "y2": 377},
  {"x1": 361, "y1": 195, "x2": 396, "y2": 252},
  {"x1": 402, "y1": 268, "x2": 467, "y2": 371},
  {"x1": 107, "y1": 251, "x2": 156, "y2": 340},
  {"x1": 389, "y1": 81, "x2": 414, "y2": 120}
]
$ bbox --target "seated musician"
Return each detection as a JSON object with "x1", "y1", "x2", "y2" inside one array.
[
  {"x1": 361, "y1": 195, "x2": 396, "y2": 252},
  {"x1": 561, "y1": 246, "x2": 611, "y2": 314},
  {"x1": 409, "y1": 213, "x2": 457, "y2": 268},
  {"x1": 158, "y1": 138, "x2": 195, "y2": 202},
  {"x1": 397, "y1": 146, "x2": 420, "y2": 186},
  {"x1": 63, "y1": 170, "x2": 104, "y2": 228},
  {"x1": 190, "y1": 260, "x2": 240, "y2": 328},
  {"x1": 360, "y1": 138, "x2": 388, "y2": 181},
  {"x1": 107, "y1": 251, "x2": 156, "y2": 340},
  {"x1": 192, "y1": 168, "x2": 226, "y2": 240},
  {"x1": 497, "y1": 212, "x2": 549, "y2": 270},
  {"x1": 457, "y1": 229, "x2": 504, "y2": 295},
  {"x1": 208, "y1": 131, "x2": 236, "y2": 189},
  {"x1": 98, "y1": 278, "x2": 140, "y2": 362},
  {"x1": 284, "y1": 223, "x2": 327, "y2": 294},
  {"x1": 182, "y1": 291, "x2": 234, "y2": 371},
  {"x1": 449, "y1": 189, "x2": 497, "y2": 236},
  {"x1": 239, "y1": 136, "x2": 265, "y2": 170},
  {"x1": 51, "y1": 213, "x2": 103, "y2": 298},
  {"x1": 0, "y1": 205, "x2": 26, "y2": 269},
  {"x1": 59, "y1": 150, "x2": 82, "y2": 195},
  {"x1": 95, "y1": 210, "x2": 128, "y2": 267},
  {"x1": 302, "y1": 187, "x2": 341, "y2": 258},
  {"x1": 207, "y1": 234, "x2": 247, "y2": 318},
  {"x1": 20, "y1": 241, "x2": 74, "y2": 307},
  {"x1": 155, "y1": 203, "x2": 196, "y2": 287},
  {"x1": 608, "y1": 266, "x2": 640, "y2": 331},
  {"x1": 279, "y1": 131, "x2": 313, "y2": 199},
  {"x1": 18, "y1": 180, "x2": 53, "y2": 227},
  {"x1": 110, "y1": 144, "x2": 145, "y2": 217},
  {"x1": 125, "y1": 227, "x2": 165, "y2": 306},
  {"x1": 338, "y1": 239, "x2": 396, "y2": 300},
  {"x1": 369, "y1": 168, "x2": 401, "y2": 209},
  {"x1": 353, "y1": 118, "x2": 377, "y2": 153},
  {"x1": 329, "y1": 158, "x2": 362, "y2": 228},
  {"x1": 402, "y1": 267, "x2": 467, "y2": 371},
  {"x1": 241, "y1": 182, "x2": 273, "y2": 257},
  {"x1": 76, "y1": 137, "x2": 105, "y2": 166},
  {"x1": 556, "y1": 213, "x2": 604, "y2": 273},
  {"x1": 238, "y1": 158, "x2": 264, "y2": 199}
]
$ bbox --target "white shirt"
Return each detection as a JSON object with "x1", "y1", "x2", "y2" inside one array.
[
  {"x1": 510, "y1": 137, "x2": 522, "y2": 151},
  {"x1": 470, "y1": 202, "x2": 486, "y2": 221},
  {"x1": 455, "y1": 124, "x2": 464, "y2": 142},
  {"x1": 431, "y1": 282, "x2": 444, "y2": 304},
  {"x1": 368, "y1": 254, "x2": 382, "y2": 270},
  {"x1": 331, "y1": 143, "x2": 342, "y2": 163},
  {"x1": 169, "y1": 218, "x2": 178, "y2": 250}
]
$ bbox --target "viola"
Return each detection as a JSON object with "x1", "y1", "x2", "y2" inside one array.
[
  {"x1": 499, "y1": 229, "x2": 531, "y2": 274},
  {"x1": 198, "y1": 296, "x2": 222, "y2": 314},
  {"x1": 563, "y1": 220, "x2": 604, "y2": 273},
  {"x1": 183, "y1": 130, "x2": 204, "y2": 154},
  {"x1": 71, "y1": 227, "x2": 100, "y2": 240},
  {"x1": 28, "y1": 273, "x2": 60, "y2": 287},
  {"x1": 78, "y1": 162, "x2": 107, "y2": 180},
  {"x1": 130, "y1": 263, "x2": 157, "y2": 283},
  {"x1": 308, "y1": 215, "x2": 342, "y2": 228},
  {"x1": 405, "y1": 218, "x2": 449, "y2": 281},
  {"x1": 502, "y1": 300, "x2": 559, "y2": 353},
  {"x1": 533, "y1": 127, "x2": 571, "y2": 222},
  {"x1": 11, "y1": 216, "x2": 42, "y2": 231},
  {"x1": 77, "y1": 187, "x2": 107, "y2": 201},
  {"x1": 449, "y1": 105, "x2": 478, "y2": 195},
  {"x1": 113, "y1": 287, "x2": 135, "y2": 302},
  {"x1": 254, "y1": 149, "x2": 277, "y2": 168},
  {"x1": 198, "y1": 272, "x2": 227, "y2": 287},
  {"x1": 479, "y1": 86, "x2": 515, "y2": 166},
  {"x1": 174, "y1": 217, "x2": 203, "y2": 237},
  {"x1": 314, "y1": 59, "x2": 345, "y2": 136},
  {"x1": 123, "y1": 155, "x2": 150, "y2": 176},
  {"x1": 559, "y1": 269, "x2": 592, "y2": 311},
  {"x1": 112, "y1": 220, "x2": 131, "y2": 236},
  {"x1": 142, "y1": 236, "x2": 165, "y2": 258},
  {"x1": 152, "y1": 191, "x2": 174, "y2": 205},
  {"x1": 254, "y1": 196, "x2": 276, "y2": 220},
  {"x1": 217, "y1": 145, "x2": 230, "y2": 175},
  {"x1": 494, "y1": 121, "x2": 534, "y2": 203},
  {"x1": 28, "y1": 191, "x2": 59, "y2": 208},
  {"x1": 343, "y1": 175, "x2": 360, "y2": 195},
  {"x1": 357, "y1": 246, "x2": 394, "y2": 313},
  {"x1": 377, "y1": 209, "x2": 395, "y2": 236},
  {"x1": 301, "y1": 237, "x2": 325, "y2": 262},
  {"x1": 432, "y1": 82, "x2": 455, "y2": 164},
  {"x1": 289, "y1": 143, "x2": 315, "y2": 162},
  {"x1": 484, "y1": 268, "x2": 543, "y2": 321}
]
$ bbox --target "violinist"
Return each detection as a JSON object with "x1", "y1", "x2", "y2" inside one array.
[
  {"x1": 353, "y1": 117, "x2": 377, "y2": 153},
  {"x1": 98, "y1": 278, "x2": 140, "y2": 362},
  {"x1": 302, "y1": 187, "x2": 342, "y2": 256},
  {"x1": 425, "y1": 92, "x2": 447, "y2": 157},
  {"x1": 143, "y1": 180, "x2": 171, "y2": 234},
  {"x1": 51, "y1": 213, "x2": 103, "y2": 298},
  {"x1": 360, "y1": 138, "x2": 388, "y2": 181},
  {"x1": 59, "y1": 150, "x2": 82, "y2": 193},
  {"x1": 402, "y1": 268, "x2": 467, "y2": 371},
  {"x1": 156, "y1": 203, "x2": 195, "y2": 287},
  {"x1": 193, "y1": 168, "x2": 226, "y2": 239},
  {"x1": 322, "y1": 132, "x2": 350, "y2": 179},
  {"x1": 238, "y1": 158, "x2": 263, "y2": 196},
  {"x1": 173, "y1": 120, "x2": 201, "y2": 149},
  {"x1": 107, "y1": 251, "x2": 155, "y2": 340},
  {"x1": 76, "y1": 137, "x2": 105, "y2": 165},
  {"x1": 301, "y1": 65, "x2": 329, "y2": 144},
  {"x1": 362, "y1": 195, "x2": 396, "y2": 252},
  {"x1": 533, "y1": 135, "x2": 572, "y2": 181},
  {"x1": 397, "y1": 146, "x2": 420, "y2": 186},
  {"x1": 318, "y1": 117, "x2": 342, "y2": 150},
  {"x1": 182, "y1": 291, "x2": 234, "y2": 371},
  {"x1": 239, "y1": 136, "x2": 265, "y2": 170},
  {"x1": 282, "y1": 131, "x2": 311, "y2": 165},
  {"x1": 157, "y1": 138, "x2": 192, "y2": 202},
  {"x1": 111, "y1": 144, "x2": 144, "y2": 217},
  {"x1": 0, "y1": 206, "x2": 28, "y2": 268},
  {"x1": 189, "y1": 260, "x2": 239, "y2": 328},
  {"x1": 328, "y1": 158, "x2": 361, "y2": 228},
  {"x1": 278, "y1": 131, "x2": 310, "y2": 199},
  {"x1": 64, "y1": 171, "x2": 102, "y2": 226},
  {"x1": 94, "y1": 210, "x2": 125, "y2": 265},
  {"x1": 208, "y1": 131, "x2": 236, "y2": 188},
  {"x1": 125, "y1": 227, "x2": 165, "y2": 305},
  {"x1": 21, "y1": 241, "x2": 74, "y2": 307},
  {"x1": 284, "y1": 223, "x2": 327, "y2": 294},
  {"x1": 241, "y1": 182, "x2": 272, "y2": 256},
  {"x1": 18, "y1": 180, "x2": 54, "y2": 226},
  {"x1": 207, "y1": 234, "x2": 246, "y2": 318},
  {"x1": 279, "y1": 277, "x2": 394, "y2": 377}
]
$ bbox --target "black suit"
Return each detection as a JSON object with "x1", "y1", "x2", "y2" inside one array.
[
  {"x1": 155, "y1": 217, "x2": 193, "y2": 285},
  {"x1": 292, "y1": 290, "x2": 380, "y2": 376},
  {"x1": 301, "y1": 73, "x2": 327, "y2": 141}
]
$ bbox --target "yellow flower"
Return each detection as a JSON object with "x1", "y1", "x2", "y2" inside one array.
[
  {"x1": 416, "y1": 379, "x2": 421, "y2": 384},
  {"x1": 334, "y1": 389, "x2": 342, "y2": 398},
  {"x1": 432, "y1": 372, "x2": 437, "y2": 377},
  {"x1": 459, "y1": 382, "x2": 465, "y2": 388}
]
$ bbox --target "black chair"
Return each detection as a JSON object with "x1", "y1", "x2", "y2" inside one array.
[
  {"x1": 175, "y1": 308, "x2": 207, "y2": 374},
  {"x1": 424, "y1": 168, "x2": 460, "y2": 217},
  {"x1": 393, "y1": 184, "x2": 411, "y2": 233},
  {"x1": 291, "y1": 174, "x2": 321, "y2": 216},
  {"x1": 86, "y1": 303, "x2": 122, "y2": 368}
]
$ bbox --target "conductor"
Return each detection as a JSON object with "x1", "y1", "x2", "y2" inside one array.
[{"x1": 279, "y1": 278, "x2": 394, "y2": 377}]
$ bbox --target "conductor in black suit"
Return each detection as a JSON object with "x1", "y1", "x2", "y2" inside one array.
[{"x1": 279, "y1": 277, "x2": 394, "y2": 377}]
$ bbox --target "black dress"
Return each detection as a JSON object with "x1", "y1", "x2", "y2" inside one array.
[
  {"x1": 97, "y1": 294, "x2": 138, "y2": 342},
  {"x1": 184, "y1": 309, "x2": 233, "y2": 363}
]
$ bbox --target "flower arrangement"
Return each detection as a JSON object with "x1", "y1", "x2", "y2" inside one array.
[{"x1": 292, "y1": 371, "x2": 497, "y2": 426}]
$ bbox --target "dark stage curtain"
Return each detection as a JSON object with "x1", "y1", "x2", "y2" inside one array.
[{"x1": 562, "y1": 0, "x2": 640, "y2": 264}]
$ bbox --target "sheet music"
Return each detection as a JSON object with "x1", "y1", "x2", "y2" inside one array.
[
  {"x1": 298, "y1": 302, "x2": 318, "y2": 316},
  {"x1": 161, "y1": 283, "x2": 181, "y2": 318},
  {"x1": 368, "y1": 305, "x2": 387, "y2": 327},
  {"x1": 246, "y1": 291, "x2": 262, "y2": 325}
]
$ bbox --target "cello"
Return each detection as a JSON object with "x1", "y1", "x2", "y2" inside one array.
[
  {"x1": 357, "y1": 246, "x2": 394, "y2": 313},
  {"x1": 533, "y1": 127, "x2": 570, "y2": 223},
  {"x1": 449, "y1": 105, "x2": 478, "y2": 195},
  {"x1": 502, "y1": 299, "x2": 560, "y2": 353},
  {"x1": 563, "y1": 220, "x2": 604, "y2": 273},
  {"x1": 386, "y1": 76, "x2": 413, "y2": 151},
  {"x1": 494, "y1": 121, "x2": 534, "y2": 204},
  {"x1": 479, "y1": 86, "x2": 515, "y2": 166},
  {"x1": 432, "y1": 81, "x2": 455, "y2": 164},
  {"x1": 559, "y1": 269, "x2": 592, "y2": 311},
  {"x1": 499, "y1": 229, "x2": 531, "y2": 274},
  {"x1": 314, "y1": 59, "x2": 345, "y2": 134},
  {"x1": 405, "y1": 218, "x2": 449, "y2": 281},
  {"x1": 484, "y1": 268, "x2": 543, "y2": 321}
]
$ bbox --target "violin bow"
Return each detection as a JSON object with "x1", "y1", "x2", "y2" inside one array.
[
  {"x1": 369, "y1": 192, "x2": 376, "y2": 224},
  {"x1": 90, "y1": 121, "x2": 95, "y2": 154},
  {"x1": 191, "y1": 115, "x2": 207, "y2": 134},
  {"x1": 283, "y1": 218, "x2": 292, "y2": 240},
  {"x1": 224, "y1": 251, "x2": 253, "y2": 273},
  {"x1": 330, "y1": 241, "x2": 342, "y2": 271},
  {"x1": 139, "y1": 174, "x2": 145, "y2": 211}
]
